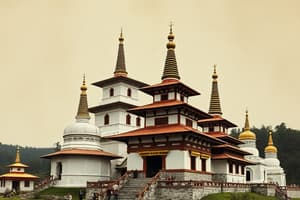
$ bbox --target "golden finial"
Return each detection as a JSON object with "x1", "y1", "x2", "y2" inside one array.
[
  {"x1": 265, "y1": 130, "x2": 277, "y2": 153},
  {"x1": 244, "y1": 109, "x2": 250, "y2": 131},
  {"x1": 80, "y1": 74, "x2": 87, "y2": 93},
  {"x1": 212, "y1": 64, "x2": 218, "y2": 80},
  {"x1": 119, "y1": 28, "x2": 124, "y2": 43},
  {"x1": 15, "y1": 146, "x2": 20, "y2": 163},
  {"x1": 167, "y1": 22, "x2": 175, "y2": 49}
]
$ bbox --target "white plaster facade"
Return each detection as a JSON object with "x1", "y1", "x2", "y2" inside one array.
[
  {"x1": 50, "y1": 156, "x2": 111, "y2": 187},
  {"x1": 0, "y1": 180, "x2": 35, "y2": 193}
]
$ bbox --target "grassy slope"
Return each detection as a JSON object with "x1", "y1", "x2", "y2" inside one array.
[
  {"x1": 37, "y1": 187, "x2": 84, "y2": 200},
  {"x1": 201, "y1": 192, "x2": 277, "y2": 200}
]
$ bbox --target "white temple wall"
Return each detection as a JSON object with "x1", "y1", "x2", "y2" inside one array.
[
  {"x1": 166, "y1": 150, "x2": 189, "y2": 169},
  {"x1": 50, "y1": 156, "x2": 111, "y2": 187},
  {"x1": 127, "y1": 153, "x2": 143, "y2": 171},
  {"x1": 20, "y1": 181, "x2": 34, "y2": 192}
]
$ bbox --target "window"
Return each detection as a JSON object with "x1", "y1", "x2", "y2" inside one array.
[
  {"x1": 229, "y1": 162, "x2": 233, "y2": 173},
  {"x1": 161, "y1": 94, "x2": 168, "y2": 101},
  {"x1": 246, "y1": 170, "x2": 251, "y2": 181},
  {"x1": 191, "y1": 156, "x2": 196, "y2": 170},
  {"x1": 155, "y1": 117, "x2": 168, "y2": 125},
  {"x1": 180, "y1": 95, "x2": 184, "y2": 101},
  {"x1": 24, "y1": 180, "x2": 30, "y2": 187},
  {"x1": 136, "y1": 117, "x2": 141, "y2": 126},
  {"x1": 186, "y1": 118, "x2": 193, "y2": 127},
  {"x1": 201, "y1": 158, "x2": 206, "y2": 172},
  {"x1": 241, "y1": 166, "x2": 245, "y2": 175},
  {"x1": 235, "y1": 164, "x2": 239, "y2": 174},
  {"x1": 104, "y1": 114, "x2": 109, "y2": 125},
  {"x1": 209, "y1": 126, "x2": 214, "y2": 132},
  {"x1": 56, "y1": 162, "x2": 62, "y2": 180},
  {"x1": 126, "y1": 114, "x2": 131, "y2": 125},
  {"x1": 109, "y1": 88, "x2": 114, "y2": 96},
  {"x1": 0, "y1": 180, "x2": 5, "y2": 187},
  {"x1": 127, "y1": 88, "x2": 132, "y2": 97}
]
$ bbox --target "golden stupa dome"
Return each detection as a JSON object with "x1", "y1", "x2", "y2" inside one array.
[
  {"x1": 264, "y1": 131, "x2": 277, "y2": 153},
  {"x1": 239, "y1": 130, "x2": 256, "y2": 140},
  {"x1": 238, "y1": 110, "x2": 256, "y2": 140}
]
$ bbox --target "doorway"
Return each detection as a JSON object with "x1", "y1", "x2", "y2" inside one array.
[
  {"x1": 146, "y1": 156, "x2": 162, "y2": 177},
  {"x1": 246, "y1": 169, "x2": 251, "y2": 181},
  {"x1": 12, "y1": 181, "x2": 20, "y2": 193}
]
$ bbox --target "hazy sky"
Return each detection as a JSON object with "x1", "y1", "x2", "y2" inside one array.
[{"x1": 0, "y1": 0, "x2": 299, "y2": 147}]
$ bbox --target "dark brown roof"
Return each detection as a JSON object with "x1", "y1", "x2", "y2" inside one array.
[
  {"x1": 128, "y1": 100, "x2": 212, "y2": 120},
  {"x1": 89, "y1": 102, "x2": 136, "y2": 113},
  {"x1": 212, "y1": 144, "x2": 251, "y2": 155},
  {"x1": 207, "y1": 132, "x2": 243, "y2": 145},
  {"x1": 212, "y1": 153, "x2": 254, "y2": 165},
  {"x1": 198, "y1": 116, "x2": 237, "y2": 128},
  {"x1": 208, "y1": 67, "x2": 222, "y2": 115},
  {"x1": 108, "y1": 124, "x2": 225, "y2": 144},
  {"x1": 140, "y1": 79, "x2": 200, "y2": 97},
  {"x1": 41, "y1": 148, "x2": 122, "y2": 159},
  {"x1": 92, "y1": 76, "x2": 149, "y2": 88}
]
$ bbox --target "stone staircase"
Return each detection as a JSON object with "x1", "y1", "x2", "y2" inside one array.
[{"x1": 118, "y1": 177, "x2": 152, "y2": 200}]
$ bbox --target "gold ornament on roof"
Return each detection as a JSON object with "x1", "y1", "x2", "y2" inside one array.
[
  {"x1": 15, "y1": 146, "x2": 20, "y2": 163},
  {"x1": 264, "y1": 130, "x2": 278, "y2": 153},
  {"x1": 167, "y1": 22, "x2": 176, "y2": 49},
  {"x1": 239, "y1": 110, "x2": 256, "y2": 140}
]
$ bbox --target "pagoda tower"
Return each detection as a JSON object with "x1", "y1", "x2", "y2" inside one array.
[
  {"x1": 238, "y1": 111, "x2": 266, "y2": 184},
  {"x1": 110, "y1": 26, "x2": 228, "y2": 180},
  {"x1": 0, "y1": 147, "x2": 39, "y2": 193},
  {"x1": 264, "y1": 131, "x2": 286, "y2": 186},
  {"x1": 42, "y1": 77, "x2": 120, "y2": 187},
  {"x1": 198, "y1": 67, "x2": 252, "y2": 183},
  {"x1": 89, "y1": 31, "x2": 148, "y2": 177}
]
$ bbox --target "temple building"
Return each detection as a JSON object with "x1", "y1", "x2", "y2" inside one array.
[
  {"x1": 0, "y1": 147, "x2": 39, "y2": 193},
  {"x1": 42, "y1": 77, "x2": 120, "y2": 187},
  {"x1": 198, "y1": 66, "x2": 253, "y2": 183},
  {"x1": 109, "y1": 27, "x2": 252, "y2": 182},
  {"x1": 88, "y1": 31, "x2": 148, "y2": 177},
  {"x1": 238, "y1": 112, "x2": 286, "y2": 186}
]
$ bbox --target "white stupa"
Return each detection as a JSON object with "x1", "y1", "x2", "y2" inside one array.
[{"x1": 42, "y1": 76, "x2": 120, "y2": 187}]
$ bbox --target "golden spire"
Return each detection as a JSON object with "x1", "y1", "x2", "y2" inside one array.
[
  {"x1": 238, "y1": 110, "x2": 256, "y2": 140},
  {"x1": 208, "y1": 65, "x2": 222, "y2": 115},
  {"x1": 76, "y1": 75, "x2": 91, "y2": 120},
  {"x1": 162, "y1": 22, "x2": 180, "y2": 81},
  {"x1": 265, "y1": 130, "x2": 278, "y2": 153},
  {"x1": 114, "y1": 28, "x2": 128, "y2": 77},
  {"x1": 15, "y1": 146, "x2": 21, "y2": 163},
  {"x1": 244, "y1": 109, "x2": 250, "y2": 131}
]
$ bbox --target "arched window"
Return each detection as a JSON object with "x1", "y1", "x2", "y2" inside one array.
[
  {"x1": 126, "y1": 114, "x2": 131, "y2": 125},
  {"x1": 56, "y1": 162, "x2": 62, "y2": 180},
  {"x1": 104, "y1": 114, "x2": 109, "y2": 125},
  {"x1": 127, "y1": 88, "x2": 132, "y2": 97},
  {"x1": 246, "y1": 169, "x2": 251, "y2": 181},
  {"x1": 109, "y1": 88, "x2": 114, "y2": 96},
  {"x1": 136, "y1": 117, "x2": 141, "y2": 126}
]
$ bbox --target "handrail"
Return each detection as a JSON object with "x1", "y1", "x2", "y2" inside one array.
[
  {"x1": 136, "y1": 171, "x2": 161, "y2": 200},
  {"x1": 98, "y1": 171, "x2": 131, "y2": 199}
]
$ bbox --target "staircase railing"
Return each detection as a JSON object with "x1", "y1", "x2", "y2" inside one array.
[
  {"x1": 136, "y1": 171, "x2": 161, "y2": 200},
  {"x1": 34, "y1": 176, "x2": 58, "y2": 191},
  {"x1": 275, "y1": 185, "x2": 290, "y2": 200},
  {"x1": 99, "y1": 171, "x2": 131, "y2": 200}
]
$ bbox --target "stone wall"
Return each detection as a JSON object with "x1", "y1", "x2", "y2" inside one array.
[
  {"x1": 156, "y1": 180, "x2": 252, "y2": 200},
  {"x1": 160, "y1": 171, "x2": 212, "y2": 181},
  {"x1": 287, "y1": 186, "x2": 300, "y2": 198},
  {"x1": 250, "y1": 184, "x2": 276, "y2": 196}
]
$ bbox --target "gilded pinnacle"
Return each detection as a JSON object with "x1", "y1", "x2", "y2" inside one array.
[
  {"x1": 76, "y1": 76, "x2": 91, "y2": 120},
  {"x1": 162, "y1": 25, "x2": 180, "y2": 80},
  {"x1": 208, "y1": 65, "x2": 222, "y2": 115},
  {"x1": 265, "y1": 130, "x2": 278, "y2": 153},
  {"x1": 244, "y1": 110, "x2": 250, "y2": 131},
  {"x1": 114, "y1": 29, "x2": 127, "y2": 77},
  {"x1": 15, "y1": 146, "x2": 20, "y2": 163}
]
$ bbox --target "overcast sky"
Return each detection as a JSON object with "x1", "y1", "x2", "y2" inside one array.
[{"x1": 0, "y1": 0, "x2": 299, "y2": 147}]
